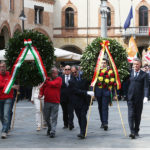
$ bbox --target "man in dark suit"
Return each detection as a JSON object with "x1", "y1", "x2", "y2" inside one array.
[
  {"x1": 60, "y1": 65, "x2": 74, "y2": 130},
  {"x1": 95, "y1": 58, "x2": 111, "y2": 131},
  {"x1": 70, "y1": 66, "x2": 94, "y2": 139},
  {"x1": 127, "y1": 58, "x2": 149, "y2": 139}
]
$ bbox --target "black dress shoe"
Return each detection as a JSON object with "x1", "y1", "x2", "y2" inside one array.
[
  {"x1": 103, "y1": 125, "x2": 108, "y2": 131},
  {"x1": 135, "y1": 132, "x2": 139, "y2": 136},
  {"x1": 100, "y1": 124, "x2": 104, "y2": 128},
  {"x1": 49, "y1": 133, "x2": 55, "y2": 138},
  {"x1": 63, "y1": 126, "x2": 68, "y2": 129},
  {"x1": 77, "y1": 134, "x2": 82, "y2": 137},
  {"x1": 69, "y1": 125, "x2": 74, "y2": 130},
  {"x1": 129, "y1": 134, "x2": 135, "y2": 139},
  {"x1": 47, "y1": 129, "x2": 50, "y2": 136},
  {"x1": 80, "y1": 134, "x2": 85, "y2": 139}
]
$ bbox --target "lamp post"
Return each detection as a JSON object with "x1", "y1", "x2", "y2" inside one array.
[
  {"x1": 19, "y1": 0, "x2": 26, "y2": 32},
  {"x1": 100, "y1": 0, "x2": 108, "y2": 38}
]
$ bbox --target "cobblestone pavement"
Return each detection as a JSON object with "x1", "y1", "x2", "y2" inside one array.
[{"x1": 0, "y1": 100, "x2": 150, "y2": 148}]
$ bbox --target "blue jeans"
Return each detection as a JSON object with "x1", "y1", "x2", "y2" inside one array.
[
  {"x1": 8, "y1": 98, "x2": 15, "y2": 130},
  {"x1": 0, "y1": 99, "x2": 12, "y2": 133}
]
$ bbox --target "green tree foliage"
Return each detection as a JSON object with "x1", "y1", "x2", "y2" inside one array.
[
  {"x1": 5, "y1": 30, "x2": 55, "y2": 86},
  {"x1": 80, "y1": 37, "x2": 130, "y2": 82}
]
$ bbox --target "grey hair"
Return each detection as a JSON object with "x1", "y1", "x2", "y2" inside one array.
[
  {"x1": 71, "y1": 65, "x2": 78, "y2": 71},
  {"x1": 133, "y1": 58, "x2": 141, "y2": 63},
  {"x1": 50, "y1": 66, "x2": 58, "y2": 73}
]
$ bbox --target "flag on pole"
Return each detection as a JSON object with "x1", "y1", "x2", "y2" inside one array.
[
  {"x1": 124, "y1": 6, "x2": 133, "y2": 30},
  {"x1": 145, "y1": 46, "x2": 150, "y2": 62},
  {"x1": 127, "y1": 36, "x2": 138, "y2": 63}
]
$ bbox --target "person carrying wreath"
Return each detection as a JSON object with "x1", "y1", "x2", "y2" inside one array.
[{"x1": 95, "y1": 58, "x2": 114, "y2": 131}]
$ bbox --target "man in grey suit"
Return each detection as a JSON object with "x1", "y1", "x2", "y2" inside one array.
[{"x1": 127, "y1": 58, "x2": 149, "y2": 139}]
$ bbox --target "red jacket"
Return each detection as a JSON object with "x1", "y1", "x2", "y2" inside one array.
[
  {"x1": 0, "y1": 71, "x2": 13, "y2": 100},
  {"x1": 40, "y1": 77, "x2": 62, "y2": 103}
]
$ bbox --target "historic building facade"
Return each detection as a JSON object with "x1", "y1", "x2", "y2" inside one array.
[
  {"x1": 0, "y1": 0, "x2": 54, "y2": 49},
  {"x1": 1, "y1": 0, "x2": 150, "y2": 64},
  {"x1": 53, "y1": 0, "x2": 150, "y2": 59}
]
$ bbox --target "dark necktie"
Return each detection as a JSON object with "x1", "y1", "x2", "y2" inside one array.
[
  {"x1": 76, "y1": 77, "x2": 79, "y2": 81},
  {"x1": 135, "y1": 72, "x2": 138, "y2": 78},
  {"x1": 66, "y1": 75, "x2": 69, "y2": 86}
]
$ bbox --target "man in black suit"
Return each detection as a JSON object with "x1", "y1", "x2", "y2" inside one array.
[
  {"x1": 127, "y1": 58, "x2": 149, "y2": 139},
  {"x1": 70, "y1": 66, "x2": 94, "y2": 139},
  {"x1": 60, "y1": 65, "x2": 74, "y2": 130}
]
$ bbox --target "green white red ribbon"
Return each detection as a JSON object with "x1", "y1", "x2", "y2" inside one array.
[
  {"x1": 30, "y1": 46, "x2": 47, "y2": 81},
  {"x1": 3, "y1": 39, "x2": 47, "y2": 94}
]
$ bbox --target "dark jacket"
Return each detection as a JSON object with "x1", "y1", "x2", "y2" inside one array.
[
  {"x1": 60, "y1": 74, "x2": 73, "y2": 103},
  {"x1": 127, "y1": 69, "x2": 149, "y2": 102},
  {"x1": 69, "y1": 76, "x2": 90, "y2": 108}
]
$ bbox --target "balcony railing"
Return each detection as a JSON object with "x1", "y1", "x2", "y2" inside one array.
[
  {"x1": 54, "y1": 26, "x2": 150, "y2": 38},
  {"x1": 123, "y1": 26, "x2": 149, "y2": 37}
]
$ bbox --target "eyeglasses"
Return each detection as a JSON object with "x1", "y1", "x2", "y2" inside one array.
[
  {"x1": 72, "y1": 71, "x2": 77, "y2": 74},
  {"x1": 65, "y1": 69, "x2": 71, "y2": 71}
]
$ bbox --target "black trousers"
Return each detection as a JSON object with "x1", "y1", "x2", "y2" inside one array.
[
  {"x1": 74, "y1": 104, "x2": 88, "y2": 135},
  {"x1": 97, "y1": 96, "x2": 109, "y2": 125},
  {"x1": 127, "y1": 100, "x2": 143, "y2": 134},
  {"x1": 61, "y1": 101, "x2": 74, "y2": 127}
]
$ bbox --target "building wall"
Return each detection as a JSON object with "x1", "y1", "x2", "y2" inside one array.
[
  {"x1": 0, "y1": 0, "x2": 54, "y2": 49},
  {"x1": 24, "y1": 0, "x2": 54, "y2": 40},
  {"x1": 53, "y1": 0, "x2": 150, "y2": 55}
]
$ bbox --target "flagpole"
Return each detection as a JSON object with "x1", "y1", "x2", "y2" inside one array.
[
  {"x1": 11, "y1": 91, "x2": 20, "y2": 130},
  {"x1": 131, "y1": 0, "x2": 135, "y2": 38},
  {"x1": 131, "y1": 0, "x2": 134, "y2": 27},
  {"x1": 85, "y1": 87, "x2": 95, "y2": 137},
  {"x1": 115, "y1": 89, "x2": 127, "y2": 137}
]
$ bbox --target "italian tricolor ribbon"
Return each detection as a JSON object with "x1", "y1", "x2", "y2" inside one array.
[
  {"x1": 90, "y1": 40, "x2": 121, "y2": 90},
  {"x1": 3, "y1": 39, "x2": 47, "y2": 94}
]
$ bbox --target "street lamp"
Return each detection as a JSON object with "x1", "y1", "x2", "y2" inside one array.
[
  {"x1": 19, "y1": 0, "x2": 26, "y2": 32},
  {"x1": 100, "y1": 0, "x2": 108, "y2": 38}
]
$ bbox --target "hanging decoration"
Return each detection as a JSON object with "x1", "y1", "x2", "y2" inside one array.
[
  {"x1": 3, "y1": 39, "x2": 47, "y2": 94},
  {"x1": 91, "y1": 40, "x2": 121, "y2": 90}
]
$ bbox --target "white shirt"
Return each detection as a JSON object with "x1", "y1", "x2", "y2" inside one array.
[
  {"x1": 65, "y1": 74, "x2": 70, "y2": 86},
  {"x1": 134, "y1": 70, "x2": 140, "y2": 77}
]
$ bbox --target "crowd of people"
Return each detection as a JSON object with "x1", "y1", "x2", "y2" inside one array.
[{"x1": 0, "y1": 58, "x2": 149, "y2": 140}]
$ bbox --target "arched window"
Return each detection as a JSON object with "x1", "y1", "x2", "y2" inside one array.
[
  {"x1": 139, "y1": 6, "x2": 148, "y2": 26},
  {"x1": 107, "y1": 7, "x2": 111, "y2": 26},
  {"x1": 9, "y1": 0, "x2": 14, "y2": 11},
  {"x1": 65, "y1": 7, "x2": 74, "y2": 27}
]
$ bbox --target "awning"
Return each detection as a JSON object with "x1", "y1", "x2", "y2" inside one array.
[{"x1": 0, "y1": 48, "x2": 82, "y2": 61}]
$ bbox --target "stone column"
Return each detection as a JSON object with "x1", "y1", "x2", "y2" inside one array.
[{"x1": 100, "y1": 0, "x2": 108, "y2": 38}]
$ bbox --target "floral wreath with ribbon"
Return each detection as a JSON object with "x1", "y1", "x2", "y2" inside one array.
[
  {"x1": 97, "y1": 68, "x2": 117, "y2": 90},
  {"x1": 3, "y1": 39, "x2": 47, "y2": 94}
]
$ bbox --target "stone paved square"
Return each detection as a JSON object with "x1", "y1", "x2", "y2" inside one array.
[{"x1": 0, "y1": 100, "x2": 150, "y2": 148}]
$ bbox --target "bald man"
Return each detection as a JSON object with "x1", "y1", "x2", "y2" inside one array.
[{"x1": 60, "y1": 65, "x2": 74, "y2": 130}]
